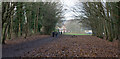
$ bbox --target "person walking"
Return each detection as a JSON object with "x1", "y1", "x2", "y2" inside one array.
[
  {"x1": 52, "y1": 31, "x2": 55, "y2": 37},
  {"x1": 55, "y1": 32, "x2": 58, "y2": 37}
]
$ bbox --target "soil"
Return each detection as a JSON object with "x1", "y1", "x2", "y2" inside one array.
[{"x1": 2, "y1": 35, "x2": 119, "y2": 57}]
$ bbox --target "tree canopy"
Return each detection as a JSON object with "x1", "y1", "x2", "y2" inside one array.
[
  {"x1": 2, "y1": 2, "x2": 63, "y2": 44},
  {"x1": 73, "y1": 2, "x2": 120, "y2": 42}
]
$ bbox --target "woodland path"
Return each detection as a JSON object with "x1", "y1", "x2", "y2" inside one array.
[
  {"x1": 2, "y1": 35, "x2": 118, "y2": 57},
  {"x1": 2, "y1": 35, "x2": 63, "y2": 57}
]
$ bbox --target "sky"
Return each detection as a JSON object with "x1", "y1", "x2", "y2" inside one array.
[{"x1": 60, "y1": 0, "x2": 80, "y2": 20}]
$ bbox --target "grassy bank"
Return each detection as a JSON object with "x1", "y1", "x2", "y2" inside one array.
[{"x1": 63, "y1": 33, "x2": 92, "y2": 35}]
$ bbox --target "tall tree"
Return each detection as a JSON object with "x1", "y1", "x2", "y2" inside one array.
[
  {"x1": 73, "y1": 2, "x2": 120, "y2": 42},
  {"x1": 2, "y1": 2, "x2": 63, "y2": 44}
]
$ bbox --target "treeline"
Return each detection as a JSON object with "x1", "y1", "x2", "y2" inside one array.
[
  {"x1": 2, "y1": 2, "x2": 62, "y2": 44},
  {"x1": 75, "y1": 2, "x2": 120, "y2": 41}
]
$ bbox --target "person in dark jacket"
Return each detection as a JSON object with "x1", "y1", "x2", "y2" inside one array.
[
  {"x1": 55, "y1": 32, "x2": 58, "y2": 37},
  {"x1": 60, "y1": 32, "x2": 62, "y2": 34},
  {"x1": 52, "y1": 31, "x2": 55, "y2": 37}
]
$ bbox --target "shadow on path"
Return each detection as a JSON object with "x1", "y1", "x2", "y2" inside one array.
[{"x1": 2, "y1": 35, "x2": 63, "y2": 57}]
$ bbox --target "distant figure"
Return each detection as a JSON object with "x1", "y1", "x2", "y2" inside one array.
[
  {"x1": 52, "y1": 31, "x2": 55, "y2": 37},
  {"x1": 60, "y1": 32, "x2": 62, "y2": 34},
  {"x1": 52, "y1": 31, "x2": 58, "y2": 37},
  {"x1": 55, "y1": 32, "x2": 58, "y2": 37}
]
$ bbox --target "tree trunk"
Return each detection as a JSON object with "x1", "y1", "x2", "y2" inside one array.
[
  {"x1": 2, "y1": 23, "x2": 9, "y2": 44},
  {"x1": 36, "y1": 15, "x2": 38, "y2": 33},
  {"x1": 10, "y1": 16, "x2": 13, "y2": 39},
  {"x1": 34, "y1": 18, "x2": 36, "y2": 33},
  {"x1": 118, "y1": 2, "x2": 120, "y2": 40},
  {"x1": 18, "y1": 18, "x2": 21, "y2": 36}
]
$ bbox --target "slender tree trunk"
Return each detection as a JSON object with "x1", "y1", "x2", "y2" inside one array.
[
  {"x1": 18, "y1": 18, "x2": 21, "y2": 36},
  {"x1": 10, "y1": 16, "x2": 13, "y2": 39},
  {"x1": 8, "y1": 16, "x2": 12, "y2": 39},
  {"x1": 118, "y1": 2, "x2": 120, "y2": 40},
  {"x1": 0, "y1": 3, "x2": 2, "y2": 43},
  {"x1": 24, "y1": 23, "x2": 28, "y2": 39},
  {"x1": 36, "y1": 15, "x2": 38, "y2": 33},
  {"x1": 34, "y1": 18, "x2": 36, "y2": 33},
  {"x1": 2, "y1": 23, "x2": 9, "y2": 44},
  {"x1": 106, "y1": 3, "x2": 113, "y2": 41}
]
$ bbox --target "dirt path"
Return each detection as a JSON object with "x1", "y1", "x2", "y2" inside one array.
[
  {"x1": 23, "y1": 35, "x2": 118, "y2": 57},
  {"x1": 2, "y1": 35, "x2": 63, "y2": 57},
  {"x1": 2, "y1": 35, "x2": 119, "y2": 57}
]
